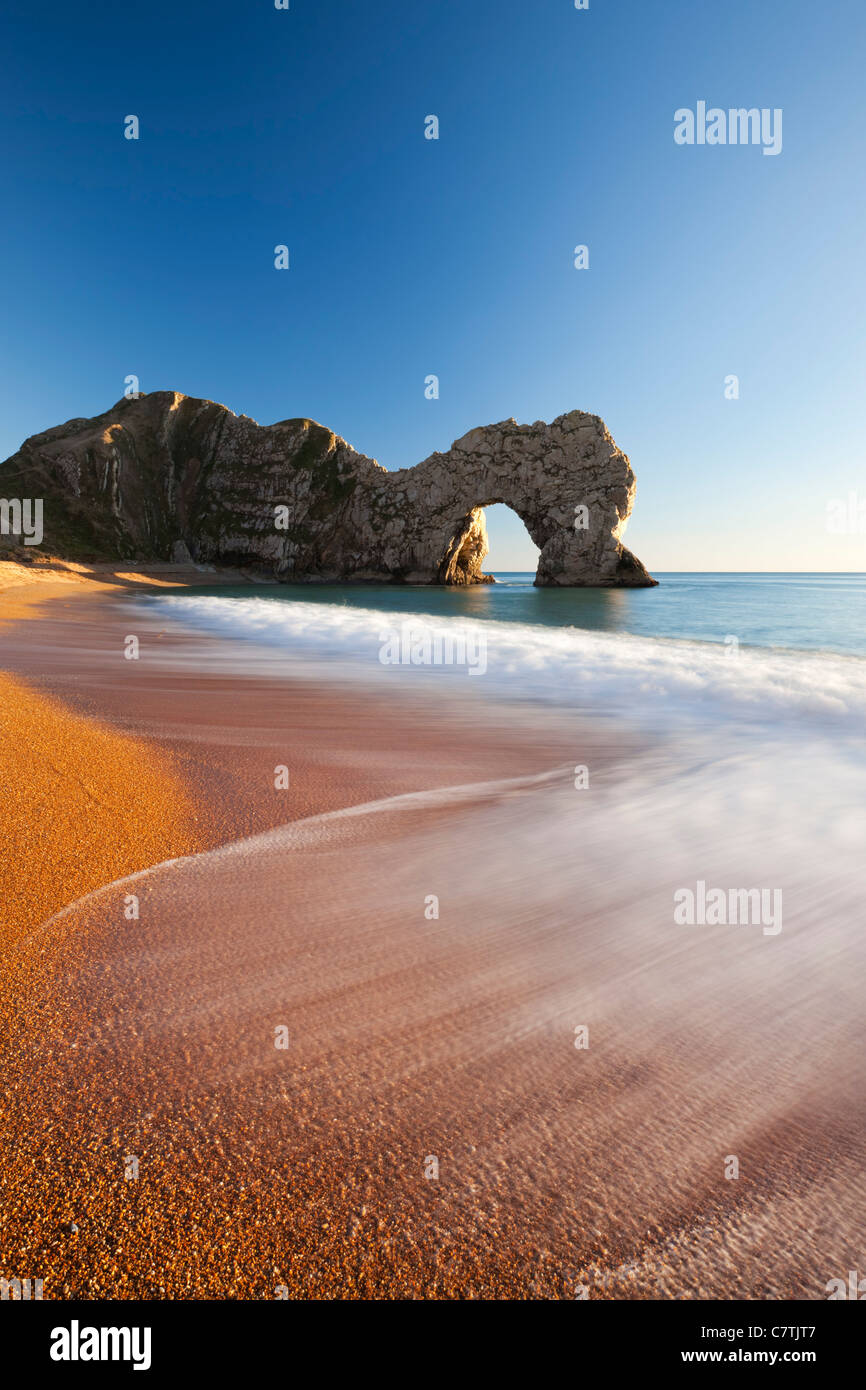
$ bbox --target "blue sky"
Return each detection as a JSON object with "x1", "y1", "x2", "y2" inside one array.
[{"x1": 1, "y1": 0, "x2": 864, "y2": 571}]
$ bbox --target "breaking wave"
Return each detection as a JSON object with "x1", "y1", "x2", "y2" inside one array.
[{"x1": 148, "y1": 594, "x2": 866, "y2": 737}]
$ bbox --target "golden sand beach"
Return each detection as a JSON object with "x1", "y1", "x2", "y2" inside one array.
[
  {"x1": 2, "y1": 559, "x2": 865, "y2": 1301},
  {"x1": 0, "y1": 671, "x2": 204, "y2": 944},
  {"x1": 0, "y1": 560, "x2": 592, "y2": 1297}
]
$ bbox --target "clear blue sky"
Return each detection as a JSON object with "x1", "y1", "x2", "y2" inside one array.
[{"x1": 1, "y1": 0, "x2": 864, "y2": 570}]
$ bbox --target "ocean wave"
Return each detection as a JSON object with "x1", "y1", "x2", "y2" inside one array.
[{"x1": 149, "y1": 595, "x2": 866, "y2": 735}]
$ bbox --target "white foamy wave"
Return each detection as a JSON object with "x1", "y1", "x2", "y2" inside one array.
[{"x1": 149, "y1": 595, "x2": 866, "y2": 735}]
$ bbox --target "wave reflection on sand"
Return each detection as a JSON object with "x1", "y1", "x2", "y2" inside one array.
[
  {"x1": 2, "y1": 584, "x2": 866, "y2": 1298},
  {"x1": 5, "y1": 585, "x2": 866, "y2": 1295}
]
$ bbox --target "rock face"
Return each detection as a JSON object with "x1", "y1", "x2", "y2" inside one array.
[{"x1": 0, "y1": 392, "x2": 656, "y2": 586}]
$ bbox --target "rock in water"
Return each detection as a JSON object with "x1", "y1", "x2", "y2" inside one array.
[{"x1": 0, "y1": 392, "x2": 656, "y2": 586}]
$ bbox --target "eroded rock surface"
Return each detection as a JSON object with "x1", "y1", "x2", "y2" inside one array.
[{"x1": 0, "y1": 392, "x2": 655, "y2": 586}]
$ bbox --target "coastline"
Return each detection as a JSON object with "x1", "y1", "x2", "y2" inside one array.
[
  {"x1": 2, "y1": 564, "x2": 865, "y2": 1301},
  {"x1": 1, "y1": 559, "x2": 598, "y2": 940},
  {"x1": 0, "y1": 566, "x2": 609, "y2": 1298}
]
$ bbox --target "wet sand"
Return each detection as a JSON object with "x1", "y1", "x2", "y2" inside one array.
[
  {"x1": 1, "y1": 563, "x2": 865, "y2": 1300},
  {"x1": 0, "y1": 566, "x2": 598, "y2": 1297}
]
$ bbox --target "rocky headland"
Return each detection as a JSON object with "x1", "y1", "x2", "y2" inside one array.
[{"x1": 0, "y1": 392, "x2": 656, "y2": 586}]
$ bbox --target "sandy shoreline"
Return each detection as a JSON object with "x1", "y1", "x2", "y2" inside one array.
[
  {"x1": 0, "y1": 563, "x2": 609, "y2": 1298},
  {"x1": 2, "y1": 561, "x2": 865, "y2": 1301},
  {"x1": 0, "y1": 560, "x2": 593, "y2": 912}
]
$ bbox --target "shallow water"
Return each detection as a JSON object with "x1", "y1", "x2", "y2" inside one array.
[
  {"x1": 73, "y1": 574, "x2": 862, "y2": 1294},
  {"x1": 152, "y1": 572, "x2": 866, "y2": 657},
  {"x1": 24, "y1": 719, "x2": 866, "y2": 1297},
  {"x1": 147, "y1": 581, "x2": 866, "y2": 740}
]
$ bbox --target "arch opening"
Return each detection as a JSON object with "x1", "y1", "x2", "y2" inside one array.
[
  {"x1": 438, "y1": 501, "x2": 541, "y2": 585},
  {"x1": 481, "y1": 502, "x2": 540, "y2": 580}
]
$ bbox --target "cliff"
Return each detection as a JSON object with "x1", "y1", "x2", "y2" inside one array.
[{"x1": 0, "y1": 392, "x2": 656, "y2": 586}]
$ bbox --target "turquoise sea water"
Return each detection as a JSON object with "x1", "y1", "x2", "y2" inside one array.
[
  {"x1": 144, "y1": 572, "x2": 866, "y2": 993},
  {"x1": 144, "y1": 572, "x2": 866, "y2": 736},
  {"x1": 164, "y1": 573, "x2": 866, "y2": 658},
  {"x1": 122, "y1": 571, "x2": 866, "y2": 1303}
]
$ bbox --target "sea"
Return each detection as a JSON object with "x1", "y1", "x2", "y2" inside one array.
[
  {"x1": 115, "y1": 569, "x2": 866, "y2": 1297},
  {"x1": 138, "y1": 566, "x2": 866, "y2": 921},
  {"x1": 142, "y1": 572, "x2": 866, "y2": 732},
  {"x1": 148, "y1": 571, "x2": 866, "y2": 655},
  {"x1": 51, "y1": 573, "x2": 866, "y2": 1293}
]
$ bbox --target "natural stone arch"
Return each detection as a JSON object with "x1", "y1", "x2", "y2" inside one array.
[
  {"x1": 0, "y1": 394, "x2": 656, "y2": 587},
  {"x1": 361, "y1": 412, "x2": 655, "y2": 586},
  {"x1": 436, "y1": 498, "x2": 539, "y2": 585}
]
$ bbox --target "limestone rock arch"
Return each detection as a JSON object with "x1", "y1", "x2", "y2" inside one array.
[
  {"x1": 0, "y1": 394, "x2": 656, "y2": 586},
  {"x1": 357, "y1": 411, "x2": 655, "y2": 586}
]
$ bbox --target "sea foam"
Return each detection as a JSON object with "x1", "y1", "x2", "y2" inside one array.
[{"x1": 149, "y1": 594, "x2": 866, "y2": 737}]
